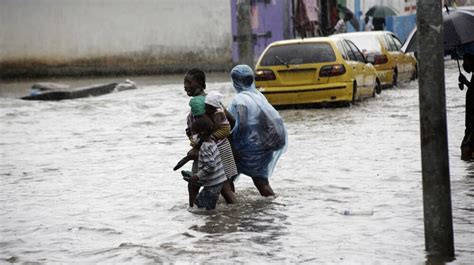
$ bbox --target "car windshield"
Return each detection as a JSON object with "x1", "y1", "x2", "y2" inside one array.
[
  {"x1": 260, "y1": 42, "x2": 336, "y2": 66},
  {"x1": 343, "y1": 35, "x2": 382, "y2": 53}
]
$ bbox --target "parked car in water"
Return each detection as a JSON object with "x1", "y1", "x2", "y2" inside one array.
[
  {"x1": 254, "y1": 37, "x2": 379, "y2": 107},
  {"x1": 334, "y1": 31, "x2": 418, "y2": 88}
]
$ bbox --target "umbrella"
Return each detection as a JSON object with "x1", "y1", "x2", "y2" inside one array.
[
  {"x1": 443, "y1": 8, "x2": 474, "y2": 52},
  {"x1": 401, "y1": 6, "x2": 474, "y2": 86},
  {"x1": 338, "y1": 4, "x2": 360, "y2": 31},
  {"x1": 401, "y1": 7, "x2": 474, "y2": 55},
  {"x1": 365, "y1": 5, "x2": 397, "y2": 18},
  {"x1": 402, "y1": 7, "x2": 474, "y2": 53},
  {"x1": 349, "y1": 15, "x2": 360, "y2": 31}
]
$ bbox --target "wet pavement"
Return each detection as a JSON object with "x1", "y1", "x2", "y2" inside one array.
[{"x1": 0, "y1": 61, "x2": 472, "y2": 264}]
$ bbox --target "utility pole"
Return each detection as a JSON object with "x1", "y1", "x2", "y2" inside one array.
[
  {"x1": 416, "y1": 0, "x2": 455, "y2": 259},
  {"x1": 236, "y1": 0, "x2": 254, "y2": 68}
]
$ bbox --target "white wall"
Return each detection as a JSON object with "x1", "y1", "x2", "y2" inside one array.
[{"x1": 0, "y1": 0, "x2": 232, "y2": 65}]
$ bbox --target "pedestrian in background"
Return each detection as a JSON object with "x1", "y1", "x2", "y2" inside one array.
[
  {"x1": 330, "y1": 12, "x2": 353, "y2": 35},
  {"x1": 459, "y1": 53, "x2": 474, "y2": 160},
  {"x1": 373, "y1": 17, "x2": 385, "y2": 31},
  {"x1": 227, "y1": 65, "x2": 287, "y2": 197},
  {"x1": 364, "y1": 15, "x2": 374, "y2": 31}
]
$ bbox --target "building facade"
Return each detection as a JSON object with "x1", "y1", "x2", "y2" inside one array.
[{"x1": 0, "y1": 0, "x2": 233, "y2": 78}]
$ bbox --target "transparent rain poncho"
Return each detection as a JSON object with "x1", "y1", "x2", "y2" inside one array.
[{"x1": 228, "y1": 65, "x2": 288, "y2": 179}]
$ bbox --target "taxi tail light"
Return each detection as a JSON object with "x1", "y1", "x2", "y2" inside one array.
[
  {"x1": 319, "y1": 64, "x2": 346, "y2": 77},
  {"x1": 374, "y1": 54, "x2": 388, "y2": 65},
  {"x1": 255, "y1": 69, "x2": 276, "y2": 81}
]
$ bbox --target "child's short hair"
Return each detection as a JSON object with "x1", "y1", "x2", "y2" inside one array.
[
  {"x1": 185, "y1": 68, "x2": 206, "y2": 89},
  {"x1": 193, "y1": 115, "x2": 214, "y2": 136}
]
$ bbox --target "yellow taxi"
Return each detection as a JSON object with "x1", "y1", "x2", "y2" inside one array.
[
  {"x1": 334, "y1": 31, "x2": 418, "y2": 88},
  {"x1": 254, "y1": 37, "x2": 380, "y2": 107}
]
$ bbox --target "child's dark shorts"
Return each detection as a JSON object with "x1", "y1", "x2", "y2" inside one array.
[{"x1": 195, "y1": 182, "x2": 224, "y2": 210}]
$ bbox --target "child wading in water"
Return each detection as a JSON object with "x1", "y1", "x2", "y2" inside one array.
[{"x1": 186, "y1": 115, "x2": 228, "y2": 209}]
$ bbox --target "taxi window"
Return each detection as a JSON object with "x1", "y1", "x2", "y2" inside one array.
[
  {"x1": 343, "y1": 35, "x2": 382, "y2": 53},
  {"x1": 346, "y1": 40, "x2": 366, "y2": 62},
  {"x1": 383, "y1": 34, "x2": 398, "y2": 51},
  {"x1": 341, "y1": 40, "x2": 357, "y2": 61},
  {"x1": 336, "y1": 41, "x2": 349, "y2": 60},
  {"x1": 338, "y1": 40, "x2": 356, "y2": 61},
  {"x1": 390, "y1": 34, "x2": 403, "y2": 50},
  {"x1": 260, "y1": 43, "x2": 336, "y2": 66}
]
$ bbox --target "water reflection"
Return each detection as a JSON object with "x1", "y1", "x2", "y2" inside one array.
[
  {"x1": 189, "y1": 191, "x2": 289, "y2": 244},
  {"x1": 425, "y1": 253, "x2": 456, "y2": 265},
  {"x1": 465, "y1": 162, "x2": 474, "y2": 178}
]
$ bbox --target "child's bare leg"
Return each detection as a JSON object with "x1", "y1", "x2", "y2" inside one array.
[
  {"x1": 188, "y1": 183, "x2": 200, "y2": 207},
  {"x1": 220, "y1": 180, "x2": 237, "y2": 204}
]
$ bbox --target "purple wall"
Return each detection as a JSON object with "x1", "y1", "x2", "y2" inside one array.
[{"x1": 231, "y1": 0, "x2": 293, "y2": 64}]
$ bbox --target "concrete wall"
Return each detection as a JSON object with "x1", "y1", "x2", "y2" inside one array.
[{"x1": 0, "y1": 0, "x2": 233, "y2": 78}]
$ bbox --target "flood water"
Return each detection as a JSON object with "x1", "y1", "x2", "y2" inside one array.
[{"x1": 1, "y1": 62, "x2": 473, "y2": 264}]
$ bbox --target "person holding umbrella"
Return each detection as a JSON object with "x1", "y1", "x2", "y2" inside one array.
[
  {"x1": 459, "y1": 53, "x2": 474, "y2": 160},
  {"x1": 372, "y1": 17, "x2": 385, "y2": 31},
  {"x1": 364, "y1": 15, "x2": 374, "y2": 31},
  {"x1": 330, "y1": 11, "x2": 353, "y2": 35},
  {"x1": 337, "y1": 4, "x2": 360, "y2": 31},
  {"x1": 365, "y1": 5, "x2": 397, "y2": 31},
  {"x1": 400, "y1": 6, "x2": 474, "y2": 159}
]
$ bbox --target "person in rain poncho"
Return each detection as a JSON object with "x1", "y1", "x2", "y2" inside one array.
[{"x1": 227, "y1": 65, "x2": 288, "y2": 196}]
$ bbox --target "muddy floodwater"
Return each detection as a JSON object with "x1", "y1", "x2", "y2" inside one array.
[{"x1": 1, "y1": 62, "x2": 473, "y2": 264}]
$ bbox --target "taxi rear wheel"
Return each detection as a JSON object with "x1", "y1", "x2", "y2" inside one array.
[
  {"x1": 392, "y1": 69, "x2": 398, "y2": 87},
  {"x1": 351, "y1": 82, "x2": 358, "y2": 104},
  {"x1": 375, "y1": 79, "x2": 382, "y2": 95}
]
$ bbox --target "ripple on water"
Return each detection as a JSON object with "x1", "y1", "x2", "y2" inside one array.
[{"x1": 68, "y1": 226, "x2": 123, "y2": 235}]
